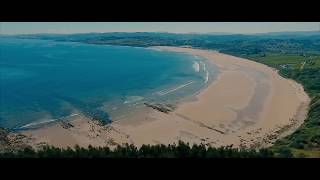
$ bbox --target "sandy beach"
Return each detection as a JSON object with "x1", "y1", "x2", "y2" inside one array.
[{"x1": 21, "y1": 47, "x2": 310, "y2": 149}]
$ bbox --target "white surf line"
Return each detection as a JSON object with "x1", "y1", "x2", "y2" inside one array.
[
  {"x1": 156, "y1": 82, "x2": 194, "y2": 96},
  {"x1": 19, "y1": 119, "x2": 59, "y2": 129},
  {"x1": 193, "y1": 61, "x2": 200, "y2": 72},
  {"x1": 155, "y1": 88, "x2": 172, "y2": 95},
  {"x1": 19, "y1": 113, "x2": 79, "y2": 129},
  {"x1": 204, "y1": 70, "x2": 209, "y2": 83},
  {"x1": 199, "y1": 61, "x2": 206, "y2": 70},
  {"x1": 199, "y1": 61, "x2": 209, "y2": 83},
  {"x1": 157, "y1": 81, "x2": 194, "y2": 96},
  {"x1": 69, "y1": 113, "x2": 79, "y2": 117},
  {"x1": 146, "y1": 47, "x2": 163, "y2": 51}
]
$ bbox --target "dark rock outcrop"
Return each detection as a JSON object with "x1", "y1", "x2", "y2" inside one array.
[{"x1": 144, "y1": 103, "x2": 176, "y2": 114}]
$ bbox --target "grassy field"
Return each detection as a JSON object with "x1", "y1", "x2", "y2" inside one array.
[{"x1": 244, "y1": 53, "x2": 320, "y2": 69}]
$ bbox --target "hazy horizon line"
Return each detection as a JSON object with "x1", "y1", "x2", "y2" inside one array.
[{"x1": 1, "y1": 30, "x2": 319, "y2": 36}]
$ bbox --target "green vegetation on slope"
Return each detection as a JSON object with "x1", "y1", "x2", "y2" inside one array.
[
  {"x1": 240, "y1": 53, "x2": 320, "y2": 158},
  {"x1": 270, "y1": 93, "x2": 320, "y2": 157}
]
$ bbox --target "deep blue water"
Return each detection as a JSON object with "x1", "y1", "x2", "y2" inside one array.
[{"x1": 0, "y1": 38, "x2": 217, "y2": 129}]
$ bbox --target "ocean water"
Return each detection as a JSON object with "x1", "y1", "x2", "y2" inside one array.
[{"x1": 0, "y1": 38, "x2": 218, "y2": 129}]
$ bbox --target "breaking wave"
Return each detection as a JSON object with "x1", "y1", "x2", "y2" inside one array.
[
  {"x1": 18, "y1": 113, "x2": 79, "y2": 129},
  {"x1": 192, "y1": 61, "x2": 200, "y2": 72},
  {"x1": 155, "y1": 81, "x2": 194, "y2": 96},
  {"x1": 199, "y1": 61, "x2": 209, "y2": 83},
  {"x1": 124, "y1": 96, "x2": 144, "y2": 104}
]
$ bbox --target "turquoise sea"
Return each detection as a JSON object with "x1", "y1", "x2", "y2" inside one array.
[{"x1": 0, "y1": 38, "x2": 218, "y2": 129}]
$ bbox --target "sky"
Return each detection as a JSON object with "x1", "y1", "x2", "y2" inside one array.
[{"x1": 1, "y1": 22, "x2": 319, "y2": 35}]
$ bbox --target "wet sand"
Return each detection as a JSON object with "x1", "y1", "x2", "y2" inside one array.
[{"x1": 21, "y1": 47, "x2": 310, "y2": 149}]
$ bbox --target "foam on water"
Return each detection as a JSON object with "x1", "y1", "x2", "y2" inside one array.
[
  {"x1": 18, "y1": 113, "x2": 79, "y2": 129},
  {"x1": 146, "y1": 47, "x2": 163, "y2": 51},
  {"x1": 192, "y1": 61, "x2": 200, "y2": 72},
  {"x1": 124, "y1": 96, "x2": 144, "y2": 104},
  {"x1": 155, "y1": 81, "x2": 194, "y2": 96},
  {"x1": 199, "y1": 61, "x2": 209, "y2": 83}
]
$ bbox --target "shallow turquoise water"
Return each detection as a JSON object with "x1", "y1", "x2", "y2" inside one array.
[{"x1": 0, "y1": 38, "x2": 218, "y2": 129}]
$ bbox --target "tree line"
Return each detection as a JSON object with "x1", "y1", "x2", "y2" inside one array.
[{"x1": 0, "y1": 141, "x2": 296, "y2": 158}]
